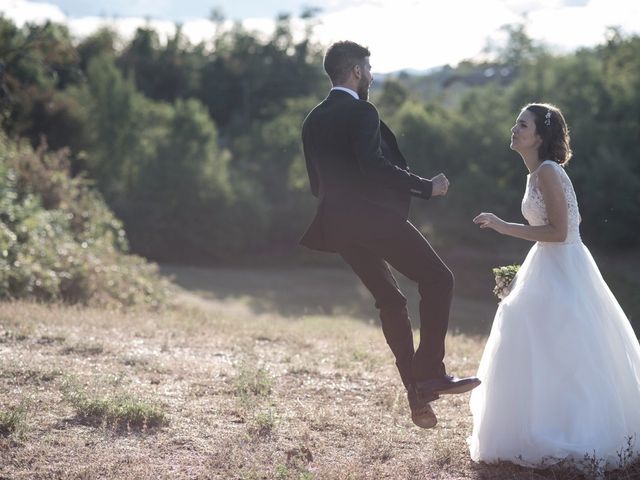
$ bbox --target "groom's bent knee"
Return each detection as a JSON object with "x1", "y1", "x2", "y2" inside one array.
[{"x1": 419, "y1": 268, "x2": 454, "y2": 294}]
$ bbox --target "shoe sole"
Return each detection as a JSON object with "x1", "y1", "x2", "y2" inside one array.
[{"x1": 434, "y1": 378, "x2": 481, "y2": 395}]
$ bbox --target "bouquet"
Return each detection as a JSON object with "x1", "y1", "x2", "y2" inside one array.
[{"x1": 492, "y1": 264, "x2": 520, "y2": 301}]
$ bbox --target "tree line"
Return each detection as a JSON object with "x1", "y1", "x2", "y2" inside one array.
[{"x1": 1, "y1": 16, "x2": 638, "y2": 264}]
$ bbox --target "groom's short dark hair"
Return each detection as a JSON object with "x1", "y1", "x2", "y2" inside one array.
[{"x1": 324, "y1": 41, "x2": 370, "y2": 85}]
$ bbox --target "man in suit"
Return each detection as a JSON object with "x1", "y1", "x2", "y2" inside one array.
[{"x1": 300, "y1": 41, "x2": 480, "y2": 428}]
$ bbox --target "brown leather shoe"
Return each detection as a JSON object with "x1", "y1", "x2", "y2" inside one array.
[{"x1": 407, "y1": 385, "x2": 437, "y2": 428}]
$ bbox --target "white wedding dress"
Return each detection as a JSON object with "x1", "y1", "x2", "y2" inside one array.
[{"x1": 469, "y1": 160, "x2": 640, "y2": 471}]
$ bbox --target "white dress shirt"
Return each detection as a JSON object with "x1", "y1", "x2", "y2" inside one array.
[{"x1": 330, "y1": 86, "x2": 359, "y2": 99}]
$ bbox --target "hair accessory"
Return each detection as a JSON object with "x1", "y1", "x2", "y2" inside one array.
[{"x1": 544, "y1": 110, "x2": 552, "y2": 126}]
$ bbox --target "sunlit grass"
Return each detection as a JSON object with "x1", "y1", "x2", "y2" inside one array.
[
  {"x1": 0, "y1": 287, "x2": 639, "y2": 479},
  {"x1": 0, "y1": 404, "x2": 28, "y2": 437},
  {"x1": 61, "y1": 377, "x2": 166, "y2": 429}
]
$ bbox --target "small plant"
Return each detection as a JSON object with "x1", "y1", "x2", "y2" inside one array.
[
  {"x1": 61, "y1": 378, "x2": 166, "y2": 429},
  {"x1": 352, "y1": 349, "x2": 369, "y2": 362},
  {"x1": 275, "y1": 447, "x2": 314, "y2": 479},
  {"x1": 579, "y1": 450, "x2": 606, "y2": 480},
  {"x1": 234, "y1": 366, "x2": 273, "y2": 402},
  {"x1": 252, "y1": 409, "x2": 277, "y2": 437},
  {"x1": 617, "y1": 434, "x2": 638, "y2": 469},
  {"x1": 492, "y1": 264, "x2": 520, "y2": 301},
  {"x1": 0, "y1": 403, "x2": 27, "y2": 437},
  {"x1": 274, "y1": 464, "x2": 292, "y2": 479}
]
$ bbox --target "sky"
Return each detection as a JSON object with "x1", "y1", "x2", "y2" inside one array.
[{"x1": 1, "y1": 0, "x2": 639, "y2": 73}]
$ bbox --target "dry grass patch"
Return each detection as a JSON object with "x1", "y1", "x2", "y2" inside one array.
[{"x1": 0, "y1": 297, "x2": 639, "y2": 479}]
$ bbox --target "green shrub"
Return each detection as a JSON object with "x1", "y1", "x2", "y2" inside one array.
[{"x1": 0, "y1": 133, "x2": 169, "y2": 308}]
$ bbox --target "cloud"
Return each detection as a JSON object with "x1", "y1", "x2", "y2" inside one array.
[
  {"x1": 68, "y1": 16, "x2": 177, "y2": 41},
  {"x1": 312, "y1": 0, "x2": 520, "y2": 71},
  {"x1": 1, "y1": 0, "x2": 639, "y2": 72},
  {"x1": 525, "y1": 0, "x2": 640, "y2": 50},
  {"x1": 0, "y1": 0, "x2": 65, "y2": 25}
]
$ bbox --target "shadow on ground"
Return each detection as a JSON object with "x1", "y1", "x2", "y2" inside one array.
[{"x1": 160, "y1": 262, "x2": 500, "y2": 335}]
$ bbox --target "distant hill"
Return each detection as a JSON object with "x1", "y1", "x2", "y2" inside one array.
[{"x1": 372, "y1": 61, "x2": 519, "y2": 107}]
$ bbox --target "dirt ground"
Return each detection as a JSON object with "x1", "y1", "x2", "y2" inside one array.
[{"x1": 1, "y1": 272, "x2": 638, "y2": 479}]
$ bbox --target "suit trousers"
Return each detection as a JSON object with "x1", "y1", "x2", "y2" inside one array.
[{"x1": 338, "y1": 221, "x2": 453, "y2": 388}]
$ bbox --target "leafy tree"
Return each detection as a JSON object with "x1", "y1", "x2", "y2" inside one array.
[
  {"x1": 76, "y1": 27, "x2": 118, "y2": 71},
  {"x1": 118, "y1": 26, "x2": 203, "y2": 102},
  {"x1": 122, "y1": 98, "x2": 234, "y2": 261},
  {"x1": 230, "y1": 96, "x2": 318, "y2": 251},
  {"x1": 80, "y1": 54, "x2": 139, "y2": 200},
  {"x1": 0, "y1": 19, "x2": 81, "y2": 142},
  {"x1": 376, "y1": 78, "x2": 409, "y2": 118},
  {"x1": 198, "y1": 16, "x2": 323, "y2": 133}
]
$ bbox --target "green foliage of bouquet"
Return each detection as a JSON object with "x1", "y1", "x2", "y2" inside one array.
[
  {"x1": 0, "y1": 133, "x2": 169, "y2": 308},
  {"x1": 492, "y1": 264, "x2": 520, "y2": 301}
]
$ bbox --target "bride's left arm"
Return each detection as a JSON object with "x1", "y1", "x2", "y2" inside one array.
[{"x1": 474, "y1": 164, "x2": 568, "y2": 242}]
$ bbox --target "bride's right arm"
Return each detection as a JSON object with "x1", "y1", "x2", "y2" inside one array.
[{"x1": 474, "y1": 164, "x2": 569, "y2": 243}]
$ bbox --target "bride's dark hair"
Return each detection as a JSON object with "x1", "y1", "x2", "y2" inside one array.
[{"x1": 524, "y1": 103, "x2": 573, "y2": 166}]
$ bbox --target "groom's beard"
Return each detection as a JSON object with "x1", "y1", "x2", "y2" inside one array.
[{"x1": 357, "y1": 78, "x2": 370, "y2": 101}]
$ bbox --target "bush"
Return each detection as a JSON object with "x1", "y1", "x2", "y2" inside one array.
[{"x1": 0, "y1": 132, "x2": 169, "y2": 308}]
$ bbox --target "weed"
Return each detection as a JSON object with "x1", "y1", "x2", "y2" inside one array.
[
  {"x1": 252, "y1": 409, "x2": 277, "y2": 437},
  {"x1": 61, "y1": 378, "x2": 166, "y2": 429},
  {"x1": 275, "y1": 446, "x2": 313, "y2": 479},
  {"x1": 0, "y1": 329, "x2": 29, "y2": 342},
  {"x1": 579, "y1": 450, "x2": 606, "y2": 480},
  {"x1": 617, "y1": 434, "x2": 638, "y2": 469},
  {"x1": 287, "y1": 365, "x2": 317, "y2": 376},
  {"x1": 1, "y1": 367, "x2": 62, "y2": 385},
  {"x1": 37, "y1": 334, "x2": 66, "y2": 345},
  {"x1": 122, "y1": 355, "x2": 149, "y2": 367},
  {"x1": 286, "y1": 446, "x2": 313, "y2": 464},
  {"x1": 234, "y1": 366, "x2": 273, "y2": 403},
  {"x1": 351, "y1": 349, "x2": 369, "y2": 362},
  {"x1": 0, "y1": 403, "x2": 27, "y2": 437},
  {"x1": 38, "y1": 369, "x2": 62, "y2": 382},
  {"x1": 274, "y1": 464, "x2": 291, "y2": 479},
  {"x1": 62, "y1": 342, "x2": 104, "y2": 356}
]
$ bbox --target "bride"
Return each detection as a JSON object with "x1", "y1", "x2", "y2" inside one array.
[{"x1": 469, "y1": 103, "x2": 640, "y2": 471}]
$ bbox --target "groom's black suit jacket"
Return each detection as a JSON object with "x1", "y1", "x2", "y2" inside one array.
[{"x1": 300, "y1": 89, "x2": 433, "y2": 252}]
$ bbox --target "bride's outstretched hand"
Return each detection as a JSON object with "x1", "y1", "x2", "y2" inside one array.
[{"x1": 473, "y1": 213, "x2": 506, "y2": 234}]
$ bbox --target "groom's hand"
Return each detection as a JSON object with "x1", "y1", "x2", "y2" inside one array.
[{"x1": 430, "y1": 173, "x2": 450, "y2": 197}]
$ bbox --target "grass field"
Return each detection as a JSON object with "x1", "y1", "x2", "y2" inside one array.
[{"x1": 1, "y1": 264, "x2": 639, "y2": 479}]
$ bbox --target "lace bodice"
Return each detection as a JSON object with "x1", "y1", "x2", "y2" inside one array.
[{"x1": 521, "y1": 160, "x2": 581, "y2": 244}]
